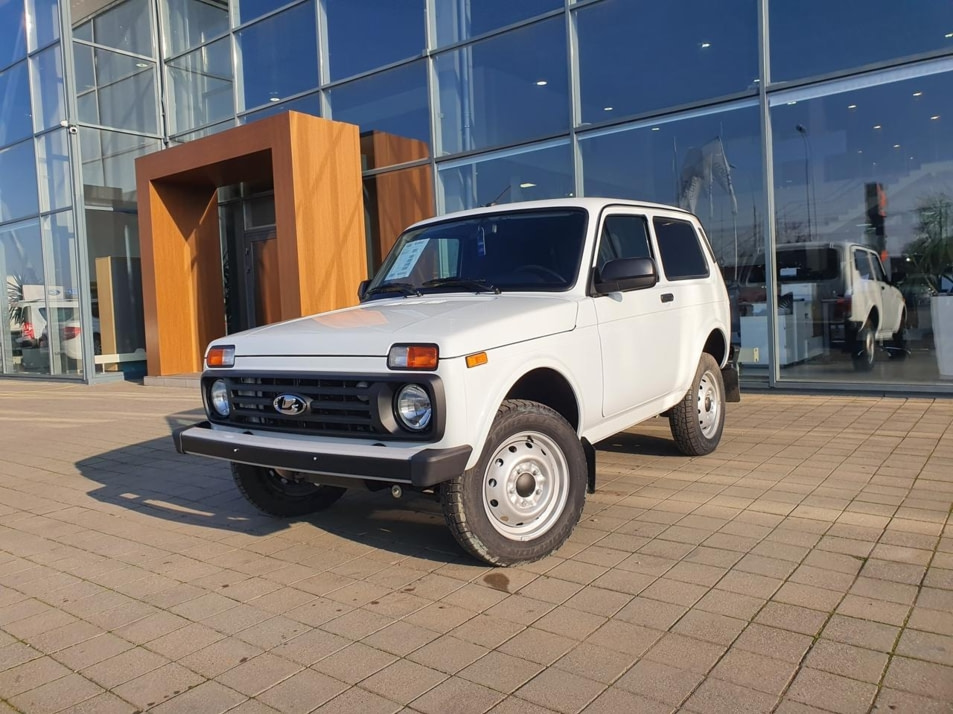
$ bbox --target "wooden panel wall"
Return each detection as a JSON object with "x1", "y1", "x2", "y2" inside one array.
[{"x1": 136, "y1": 112, "x2": 366, "y2": 376}]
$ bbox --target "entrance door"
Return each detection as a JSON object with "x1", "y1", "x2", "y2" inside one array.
[{"x1": 237, "y1": 226, "x2": 280, "y2": 331}]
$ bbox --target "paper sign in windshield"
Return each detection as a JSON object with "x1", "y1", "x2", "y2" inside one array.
[{"x1": 386, "y1": 239, "x2": 429, "y2": 280}]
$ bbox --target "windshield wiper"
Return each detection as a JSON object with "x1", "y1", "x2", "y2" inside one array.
[
  {"x1": 421, "y1": 278, "x2": 500, "y2": 294},
  {"x1": 363, "y1": 282, "x2": 421, "y2": 298}
]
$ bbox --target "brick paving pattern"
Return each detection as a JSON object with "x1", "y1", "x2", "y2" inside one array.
[{"x1": 0, "y1": 379, "x2": 951, "y2": 713}]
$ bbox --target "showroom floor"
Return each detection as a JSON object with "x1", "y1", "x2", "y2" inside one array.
[{"x1": 0, "y1": 380, "x2": 951, "y2": 713}]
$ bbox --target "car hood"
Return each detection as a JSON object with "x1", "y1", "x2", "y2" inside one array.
[{"x1": 226, "y1": 294, "x2": 580, "y2": 359}]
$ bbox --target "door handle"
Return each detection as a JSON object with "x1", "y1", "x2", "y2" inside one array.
[{"x1": 661, "y1": 293, "x2": 674, "y2": 303}]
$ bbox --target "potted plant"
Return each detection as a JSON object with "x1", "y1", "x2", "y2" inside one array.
[{"x1": 904, "y1": 195, "x2": 953, "y2": 378}]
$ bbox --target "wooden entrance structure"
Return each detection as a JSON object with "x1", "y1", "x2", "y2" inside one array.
[{"x1": 135, "y1": 112, "x2": 366, "y2": 376}]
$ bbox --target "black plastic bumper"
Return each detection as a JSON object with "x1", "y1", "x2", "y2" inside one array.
[{"x1": 172, "y1": 421, "x2": 472, "y2": 489}]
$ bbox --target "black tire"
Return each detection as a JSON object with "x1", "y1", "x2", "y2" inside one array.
[
  {"x1": 441, "y1": 399, "x2": 587, "y2": 567},
  {"x1": 887, "y1": 313, "x2": 908, "y2": 360},
  {"x1": 669, "y1": 353, "x2": 726, "y2": 457},
  {"x1": 231, "y1": 463, "x2": 346, "y2": 517},
  {"x1": 852, "y1": 322, "x2": 876, "y2": 371}
]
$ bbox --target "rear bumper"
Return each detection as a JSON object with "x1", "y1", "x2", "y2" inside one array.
[{"x1": 172, "y1": 421, "x2": 472, "y2": 489}]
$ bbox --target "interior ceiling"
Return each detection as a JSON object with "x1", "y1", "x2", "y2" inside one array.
[{"x1": 70, "y1": 0, "x2": 119, "y2": 25}]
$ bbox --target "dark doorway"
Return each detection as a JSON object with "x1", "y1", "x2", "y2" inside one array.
[{"x1": 222, "y1": 191, "x2": 279, "y2": 334}]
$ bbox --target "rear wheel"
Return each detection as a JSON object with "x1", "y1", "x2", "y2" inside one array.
[
  {"x1": 232, "y1": 463, "x2": 346, "y2": 517},
  {"x1": 888, "y1": 312, "x2": 908, "y2": 360},
  {"x1": 852, "y1": 322, "x2": 876, "y2": 371},
  {"x1": 441, "y1": 399, "x2": 586, "y2": 566},
  {"x1": 669, "y1": 353, "x2": 726, "y2": 456}
]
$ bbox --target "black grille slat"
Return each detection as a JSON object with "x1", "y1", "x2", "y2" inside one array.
[{"x1": 221, "y1": 375, "x2": 378, "y2": 436}]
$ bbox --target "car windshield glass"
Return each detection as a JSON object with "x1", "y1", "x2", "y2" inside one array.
[{"x1": 365, "y1": 208, "x2": 588, "y2": 298}]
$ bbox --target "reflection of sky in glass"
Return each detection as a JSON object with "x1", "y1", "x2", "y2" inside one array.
[
  {"x1": 326, "y1": 0, "x2": 424, "y2": 80},
  {"x1": 772, "y1": 72, "x2": 953, "y2": 256},
  {"x1": 577, "y1": 0, "x2": 758, "y2": 123},
  {"x1": 0, "y1": 0, "x2": 27, "y2": 69},
  {"x1": 771, "y1": 1, "x2": 953, "y2": 82},
  {"x1": 434, "y1": 0, "x2": 560, "y2": 46}
]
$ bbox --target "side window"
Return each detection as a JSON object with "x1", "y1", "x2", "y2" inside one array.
[
  {"x1": 871, "y1": 252, "x2": 889, "y2": 283},
  {"x1": 653, "y1": 217, "x2": 710, "y2": 280},
  {"x1": 853, "y1": 249, "x2": 872, "y2": 280},
  {"x1": 596, "y1": 214, "x2": 651, "y2": 270}
]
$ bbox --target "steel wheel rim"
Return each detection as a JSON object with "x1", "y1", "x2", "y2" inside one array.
[
  {"x1": 864, "y1": 330, "x2": 874, "y2": 362},
  {"x1": 697, "y1": 370, "x2": 721, "y2": 439},
  {"x1": 482, "y1": 431, "x2": 569, "y2": 541}
]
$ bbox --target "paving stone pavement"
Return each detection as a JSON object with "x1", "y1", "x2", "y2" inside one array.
[{"x1": 0, "y1": 379, "x2": 952, "y2": 713}]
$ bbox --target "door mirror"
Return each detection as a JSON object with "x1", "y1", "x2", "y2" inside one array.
[
  {"x1": 594, "y1": 257, "x2": 658, "y2": 294},
  {"x1": 357, "y1": 279, "x2": 370, "y2": 301}
]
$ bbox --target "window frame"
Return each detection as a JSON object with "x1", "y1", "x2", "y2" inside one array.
[{"x1": 651, "y1": 216, "x2": 711, "y2": 282}]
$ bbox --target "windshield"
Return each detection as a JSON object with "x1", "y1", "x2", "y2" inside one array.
[{"x1": 365, "y1": 208, "x2": 588, "y2": 299}]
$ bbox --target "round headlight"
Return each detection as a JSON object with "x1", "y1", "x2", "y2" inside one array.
[
  {"x1": 395, "y1": 384, "x2": 432, "y2": 431},
  {"x1": 209, "y1": 379, "x2": 230, "y2": 417}
]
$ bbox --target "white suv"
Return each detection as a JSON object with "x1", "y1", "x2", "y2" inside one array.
[
  {"x1": 175, "y1": 199, "x2": 738, "y2": 565},
  {"x1": 774, "y1": 242, "x2": 907, "y2": 370}
]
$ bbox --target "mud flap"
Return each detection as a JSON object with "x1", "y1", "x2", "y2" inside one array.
[
  {"x1": 723, "y1": 347, "x2": 741, "y2": 403},
  {"x1": 583, "y1": 438, "x2": 596, "y2": 494}
]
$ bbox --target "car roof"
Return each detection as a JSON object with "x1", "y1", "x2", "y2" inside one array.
[{"x1": 406, "y1": 197, "x2": 693, "y2": 230}]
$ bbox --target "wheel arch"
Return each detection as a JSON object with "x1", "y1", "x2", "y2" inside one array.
[
  {"x1": 504, "y1": 367, "x2": 580, "y2": 432},
  {"x1": 702, "y1": 328, "x2": 729, "y2": 368}
]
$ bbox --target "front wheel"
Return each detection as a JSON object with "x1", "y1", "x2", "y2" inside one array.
[
  {"x1": 232, "y1": 463, "x2": 346, "y2": 517},
  {"x1": 441, "y1": 399, "x2": 587, "y2": 566},
  {"x1": 852, "y1": 323, "x2": 876, "y2": 371},
  {"x1": 669, "y1": 353, "x2": 726, "y2": 456}
]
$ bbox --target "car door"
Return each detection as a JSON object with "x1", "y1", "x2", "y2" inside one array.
[
  {"x1": 869, "y1": 250, "x2": 904, "y2": 335},
  {"x1": 593, "y1": 211, "x2": 680, "y2": 417},
  {"x1": 851, "y1": 248, "x2": 883, "y2": 332}
]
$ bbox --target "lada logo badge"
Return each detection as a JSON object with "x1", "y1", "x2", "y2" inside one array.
[{"x1": 273, "y1": 394, "x2": 308, "y2": 415}]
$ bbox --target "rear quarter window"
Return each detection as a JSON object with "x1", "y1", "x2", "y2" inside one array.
[{"x1": 653, "y1": 217, "x2": 710, "y2": 280}]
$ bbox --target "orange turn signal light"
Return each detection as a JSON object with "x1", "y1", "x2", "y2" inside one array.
[
  {"x1": 465, "y1": 352, "x2": 488, "y2": 368},
  {"x1": 388, "y1": 344, "x2": 439, "y2": 370},
  {"x1": 206, "y1": 345, "x2": 235, "y2": 368}
]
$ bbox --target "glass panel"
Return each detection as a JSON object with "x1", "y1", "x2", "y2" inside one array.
[
  {"x1": 167, "y1": 37, "x2": 234, "y2": 133},
  {"x1": 169, "y1": 119, "x2": 233, "y2": 142},
  {"x1": 328, "y1": 60, "x2": 430, "y2": 169},
  {"x1": 0, "y1": 0, "x2": 27, "y2": 69},
  {"x1": 80, "y1": 127, "x2": 159, "y2": 200},
  {"x1": 89, "y1": 0, "x2": 153, "y2": 56},
  {"x1": 0, "y1": 218, "x2": 48, "y2": 375},
  {"x1": 73, "y1": 42, "x2": 94, "y2": 92},
  {"x1": 0, "y1": 140, "x2": 39, "y2": 222},
  {"x1": 236, "y1": 0, "x2": 290, "y2": 25},
  {"x1": 596, "y1": 215, "x2": 652, "y2": 270},
  {"x1": 97, "y1": 69, "x2": 159, "y2": 133},
  {"x1": 364, "y1": 165, "x2": 435, "y2": 270},
  {"x1": 771, "y1": 2, "x2": 953, "y2": 83},
  {"x1": 239, "y1": 92, "x2": 319, "y2": 124},
  {"x1": 576, "y1": 0, "x2": 758, "y2": 124},
  {"x1": 36, "y1": 129, "x2": 71, "y2": 213},
  {"x1": 237, "y1": 2, "x2": 318, "y2": 109},
  {"x1": 0, "y1": 60, "x2": 33, "y2": 146},
  {"x1": 326, "y1": 0, "x2": 424, "y2": 80},
  {"x1": 26, "y1": 0, "x2": 59, "y2": 50},
  {"x1": 42, "y1": 211, "x2": 83, "y2": 375},
  {"x1": 84, "y1": 206, "x2": 147, "y2": 375},
  {"x1": 434, "y1": 0, "x2": 561, "y2": 47},
  {"x1": 30, "y1": 44, "x2": 65, "y2": 131},
  {"x1": 244, "y1": 194, "x2": 275, "y2": 227},
  {"x1": 580, "y1": 103, "x2": 765, "y2": 367},
  {"x1": 439, "y1": 140, "x2": 573, "y2": 213},
  {"x1": 436, "y1": 17, "x2": 568, "y2": 155},
  {"x1": 163, "y1": 0, "x2": 228, "y2": 55},
  {"x1": 771, "y1": 71, "x2": 953, "y2": 385}
]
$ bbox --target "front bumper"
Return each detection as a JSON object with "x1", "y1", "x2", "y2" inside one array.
[{"x1": 173, "y1": 421, "x2": 472, "y2": 489}]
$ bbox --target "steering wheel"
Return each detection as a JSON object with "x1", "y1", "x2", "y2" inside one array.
[{"x1": 509, "y1": 264, "x2": 565, "y2": 283}]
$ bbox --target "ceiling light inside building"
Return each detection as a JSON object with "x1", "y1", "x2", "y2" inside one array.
[
  {"x1": 786, "y1": 101, "x2": 797, "y2": 105},
  {"x1": 893, "y1": 144, "x2": 901, "y2": 149},
  {"x1": 700, "y1": 42, "x2": 711, "y2": 48},
  {"x1": 651, "y1": 127, "x2": 660, "y2": 131},
  {"x1": 946, "y1": 32, "x2": 953, "y2": 38},
  {"x1": 135, "y1": 62, "x2": 149, "y2": 68},
  {"x1": 603, "y1": 106, "x2": 613, "y2": 111},
  {"x1": 847, "y1": 104, "x2": 857, "y2": 109},
  {"x1": 913, "y1": 91, "x2": 923, "y2": 97},
  {"x1": 535, "y1": 80, "x2": 548, "y2": 86},
  {"x1": 269, "y1": 96, "x2": 280, "y2": 102},
  {"x1": 519, "y1": 182, "x2": 536, "y2": 189},
  {"x1": 931, "y1": 115, "x2": 941, "y2": 120},
  {"x1": 873, "y1": 124, "x2": 882, "y2": 129}
]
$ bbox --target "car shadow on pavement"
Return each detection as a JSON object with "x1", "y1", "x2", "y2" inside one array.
[
  {"x1": 596, "y1": 430, "x2": 684, "y2": 457},
  {"x1": 75, "y1": 410, "x2": 467, "y2": 565}
]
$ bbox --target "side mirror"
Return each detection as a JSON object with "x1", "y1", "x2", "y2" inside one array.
[
  {"x1": 594, "y1": 257, "x2": 658, "y2": 294},
  {"x1": 357, "y1": 279, "x2": 370, "y2": 301}
]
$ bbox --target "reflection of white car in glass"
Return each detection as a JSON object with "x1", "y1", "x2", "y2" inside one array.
[
  {"x1": 775, "y1": 243, "x2": 906, "y2": 371},
  {"x1": 18, "y1": 300, "x2": 100, "y2": 363},
  {"x1": 175, "y1": 199, "x2": 739, "y2": 566}
]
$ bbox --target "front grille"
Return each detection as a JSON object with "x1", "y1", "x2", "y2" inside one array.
[{"x1": 220, "y1": 375, "x2": 379, "y2": 436}]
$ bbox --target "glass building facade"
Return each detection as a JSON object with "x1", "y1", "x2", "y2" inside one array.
[{"x1": 1, "y1": 0, "x2": 952, "y2": 392}]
